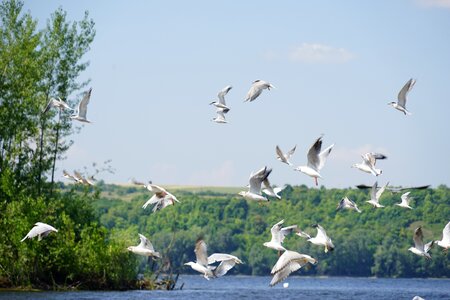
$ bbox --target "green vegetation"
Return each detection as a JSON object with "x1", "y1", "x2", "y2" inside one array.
[{"x1": 96, "y1": 183, "x2": 450, "y2": 278}]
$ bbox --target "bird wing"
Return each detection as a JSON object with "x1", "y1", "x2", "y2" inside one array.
[
  {"x1": 215, "y1": 109, "x2": 226, "y2": 121},
  {"x1": 413, "y1": 227, "x2": 425, "y2": 251},
  {"x1": 376, "y1": 182, "x2": 389, "y2": 201},
  {"x1": 270, "y1": 220, "x2": 284, "y2": 243},
  {"x1": 142, "y1": 194, "x2": 161, "y2": 209},
  {"x1": 214, "y1": 259, "x2": 236, "y2": 277},
  {"x1": 336, "y1": 198, "x2": 345, "y2": 210},
  {"x1": 217, "y1": 85, "x2": 232, "y2": 105},
  {"x1": 317, "y1": 144, "x2": 334, "y2": 171},
  {"x1": 275, "y1": 145, "x2": 286, "y2": 162},
  {"x1": 279, "y1": 225, "x2": 298, "y2": 244},
  {"x1": 307, "y1": 136, "x2": 323, "y2": 171},
  {"x1": 424, "y1": 240, "x2": 434, "y2": 253},
  {"x1": 286, "y1": 145, "x2": 297, "y2": 159},
  {"x1": 208, "y1": 253, "x2": 242, "y2": 265},
  {"x1": 131, "y1": 178, "x2": 146, "y2": 187},
  {"x1": 314, "y1": 224, "x2": 330, "y2": 243},
  {"x1": 370, "y1": 181, "x2": 379, "y2": 201},
  {"x1": 138, "y1": 233, "x2": 155, "y2": 251},
  {"x1": 43, "y1": 98, "x2": 56, "y2": 114},
  {"x1": 248, "y1": 167, "x2": 271, "y2": 194},
  {"x1": 195, "y1": 239, "x2": 209, "y2": 267},
  {"x1": 401, "y1": 192, "x2": 411, "y2": 206},
  {"x1": 397, "y1": 78, "x2": 415, "y2": 107},
  {"x1": 245, "y1": 81, "x2": 263, "y2": 102},
  {"x1": 370, "y1": 152, "x2": 388, "y2": 162},
  {"x1": 442, "y1": 221, "x2": 450, "y2": 244},
  {"x1": 77, "y1": 88, "x2": 92, "y2": 118},
  {"x1": 270, "y1": 260, "x2": 303, "y2": 287},
  {"x1": 296, "y1": 230, "x2": 311, "y2": 239}
]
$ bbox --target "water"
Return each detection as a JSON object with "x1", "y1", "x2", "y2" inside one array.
[{"x1": 1, "y1": 276, "x2": 449, "y2": 300}]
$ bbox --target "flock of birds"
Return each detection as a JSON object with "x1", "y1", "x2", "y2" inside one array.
[{"x1": 20, "y1": 77, "x2": 450, "y2": 289}]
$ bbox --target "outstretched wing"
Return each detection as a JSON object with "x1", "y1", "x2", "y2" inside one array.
[
  {"x1": 413, "y1": 227, "x2": 425, "y2": 252},
  {"x1": 195, "y1": 239, "x2": 209, "y2": 267},
  {"x1": 397, "y1": 78, "x2": 416, "y2": 107},
  {"x1": 78, "y1": 88, "x2": 92, "y2": 118}
]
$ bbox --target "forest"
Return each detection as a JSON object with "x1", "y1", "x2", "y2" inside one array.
[{"x1": 0, "y1": 0, "x2": 448, "y2": 291}]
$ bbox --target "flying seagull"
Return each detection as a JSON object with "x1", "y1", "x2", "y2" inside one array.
[
  {"x1": 294, "y1": 136, "x2": 334, "y2": 186},
  {"x1": 244, "y1": 80, "x2": 275, "y2": 102},
  {"x1": 269, "y1": 250, "x2": 317, "y2": 287},
  {"x1": 184, "y1": 239, "x2": 242, "y2": 280},
  {"x1": 356, "y1": 184, "x2": 430, "y2": 193},
  {"x1": 262, "y1": 185, "x2": 286, "y2": 200},
  {"x1": 71, "y1": 87, "x2": 92, "y2": 123},
  {"x1": 210, "y1": 85, "x2": 232, "y2": 113},
  {"x1": 62, "y1": 170, "x2": 77, "y2": 182},
  {"x1": 366, "y1": 181, "x2": 388, "y2": 208},
  {"x1": 21, "y1": 222, "x2": 58, "y2": 242},
  {"x1": 436, "y1": 221, "x2": 450, "y2": 251},
  {"x1": 408, "y1": 227, "x2": 434, "y2": 260},
  {"x1": 238, "y1": 166, "x2": 273, "y2": 202},
  {"x1": 43, "y1": 97, "x2": 72, "y2": 114},
  {"x1": 142, "y1": 184, "x2": 180, "y2": 212},
  {"x1": 127, "y1": 233, "x2": 161, "y2": 258},
  {"x1": 395, "y1": 191, "x2": 413, "y2": 209},
  {"x1": 336, "y1": 197, "x2": 361, "y2": 213},
  {"x1": 263, "y1": 220, "x2": 298, "y2": 252},
  {"x1": 212, "y1": 108, "x2": 228, "y2": 124},
  {"x1": 305, "y1": 224, "x2": 334, "y2": 253},
  {"x1": 72, "y1": 170, "x2": 94, "y2": 186},
  {"x1": 276, "y1": 145, "x2": 297, "y2": 166},
  {"x1": 388, "y1": 78, "x2": 416, "y2": 115},
  {"x1": 352, "y1": 152, "x2": 387, "y2": 176}
]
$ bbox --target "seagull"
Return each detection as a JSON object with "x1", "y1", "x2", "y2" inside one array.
[
  {"x1": 263, "y1": 220, "x2": 298, "y2": 252},
  {"x1": 294, "y1": 136, "x2": 334, "y2": 186},
  {"x1": 244, "y1": 80, "x2": 275, "y2": 102},
  {"x1": 71, "y1": 87, "x2": 92, "y2": 123},
  {"x1": 336, "y1": 197, "x2": 361, "y2": 213},
  {"x1": 127, "y1": 233, "x2": 161, "y2": 258},
  {"x1": 212, "y1": 108, "x2": 228, "y2": 124},
  {"x1": 210, "y1": 85, "x2": 232, "y2": 113},
  {"x1": 269, "y1": 250, "x2": 317, "y2": 287},
  {"x1": 184, "y1": 239, "x2": 242, "y2": 280},
  {"x1": 352, "y1": 152, "x2": 387, "y2": 176},
  {"x1": 43, "y1": 97, "x2": 72, "y2": 114},
  {"x1": 21, "y1": 222, "x2": 58, "y2": 242},
  {"x1": 142, "y1": 184, "x2": 180, "y2": 212},
  {"x1": 356, "y1": 184, "x2": 430, "y2": 193},
  {"x1": 262, "y1": 185, "x2": 286, "y2": 200},
  {"x1": 276, "y1": 145, "x2": 296, "y2": 166},
  {"x1": 72, "y1": 170, "x2": 94, "y2": 185},
  {"x1": 436, "y1": 221, "x2": 450, "y2": 251},
  {"x1": 238, "y1": 166, "x2": 273, "y2": 202},
  {"x1": 366, "y1": 181, "x2": 388, "y2": 208},
  {"x1": 395, "y1": 191, "x2": 413, "y2": 209},
  {"x1": 305, "y1": 224, "x2": 335, "y2": 253},
  {"x1": 388, "y1": 78, "x2": 416, "y2": 115},
  {"x1": 62, "y1": 170, "x2": 77, "y2": 182},
  {"x1": 408, "y1": 227, "x2": 434, "y2": 260}
]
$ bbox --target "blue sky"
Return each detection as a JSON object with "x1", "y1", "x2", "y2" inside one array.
[{"x1": 24, "y1": 0, "x2": 450, "y2": 188}]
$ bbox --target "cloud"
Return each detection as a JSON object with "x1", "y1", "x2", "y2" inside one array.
[
  {"x1": 416, "y1": 0, "x2": 450, "y2": 8},
  {"x1": 289, "y1": 43, "x2": 354, "y2": 64}
]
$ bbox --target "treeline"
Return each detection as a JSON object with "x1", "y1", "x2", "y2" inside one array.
[{"x1": 96, "y1": 184, "x2": 450, "y2": 278}]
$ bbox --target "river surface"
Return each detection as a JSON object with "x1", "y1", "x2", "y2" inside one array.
[{"x1": 0, "y1": 276, "x2": 449, "y2": 299}]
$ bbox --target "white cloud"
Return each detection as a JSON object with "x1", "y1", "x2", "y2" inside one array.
[
  {"x1": 416, "y1": 0, "x2": 450, "y2": 8},
  {"x1": 289, "y1": 43, "x2": 354, "y2": 64}
]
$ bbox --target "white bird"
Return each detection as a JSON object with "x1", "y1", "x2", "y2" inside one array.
[
  {"x1": 71, "y1": 87, "x2": 92, "y2": 123},
  {"x1": 395, "y1": 191, "x2": 413, "y2": 209},
  {"x1": 336, "y1": 197, "x2": 361, "y2": 213},
  {"x1": 72, "y1": 170, "x2": 94, "y2": 186},
  {"x1": 142, "y1": 184, "x2": 180, "y2": 212},
  {"x1": 43, "y1": 97, "x2": 72, "y2": 114},
  {"x1": 238, "y1": 166, "x2": 273, "y2": 202},
  {"x1": 352, "y1": 152, "x2": 387, "y2": 176},
  {"x1": 263, "y1": 220, "x2": 298, "y2": 252},
  {"x1": 210, "y1": 85, "x2": 232, "y2": 112},
  {"x1": 212, "y1": 108, "x2": 228, "y2": 124},
  {"x1": 388, "y1": 78, "x2": 416, "y2": 115},
  {"x1": 185, "y1": 239, "x2": 242, "y2": 280},
  {"x1": 244, "y1": 80, "x2": 275, "y2": 102},
  {"x1": 366, "y1": 181, "x2": 388, "y2": 208},
  {"x1": 306, "y1": 224, "x2": 334, "y2": 253},
  {"x1": 436, "y1": 221, "x2": 450, "y2": 251},
  {"x1": 408, "y1": 227, "x2": 434, "y2": 260},
  {"x1": 276, "y1": 145, "x2": 296, "y2": 166},
  {"x1": 294, "y1": 136, "x2": 334, "y2": 186},
  {"x1": 262, "y1": 185, "x2": 286, "y2": 200},
  {"x1": 127, "y1": 233, "x2": 161, "y2": 258},
  {"x1": 62, "y1": 169, "x2": 77, "y2": 182},
  {"x1": 21, "y1": 222, "x2": 58, "y2": 242},
  {"x1": 412, "y1": 297, "x2": 425, "y2": 300},
  {"x1": 269, "y1": 250, "x2": 317, "y2": 287}
]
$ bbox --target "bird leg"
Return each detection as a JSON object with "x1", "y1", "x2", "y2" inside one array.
[{"x1": 314, "y1": 177, "x2": 318, "y2": 186}]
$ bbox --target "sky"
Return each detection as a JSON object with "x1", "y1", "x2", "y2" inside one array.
[{"x1": 23, "y1": 0, "x2": 450, "y2": 188}]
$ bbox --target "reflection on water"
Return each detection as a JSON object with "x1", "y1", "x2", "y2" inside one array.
[{"x1": 1, "y1": 276, "x2": 449, "y2": 300}]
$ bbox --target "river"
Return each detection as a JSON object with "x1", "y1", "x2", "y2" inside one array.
[{"x1": 1, "y1": 276, "x2": 449, "y2": 299}]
